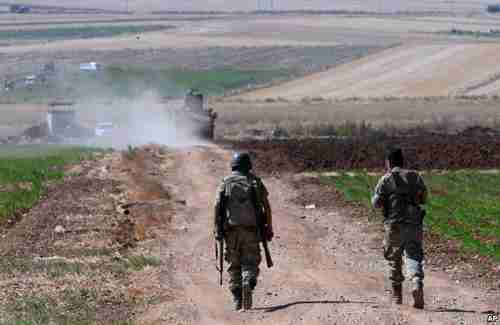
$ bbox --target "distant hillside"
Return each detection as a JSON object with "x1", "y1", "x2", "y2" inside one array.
[{"x1": 2, "y1": 0, "x2": 492, "y2": 13}]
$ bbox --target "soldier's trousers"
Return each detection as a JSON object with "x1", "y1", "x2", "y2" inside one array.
[
  {"x1": 383, "y1": 223, "x2": 425, "y2": 288},
  {"x1": 224, "y1": 226, "x2": 262, "y2": 294}
]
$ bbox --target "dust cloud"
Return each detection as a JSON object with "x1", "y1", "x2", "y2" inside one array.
[{"x1": 82, "y1": 91, "x2": 206, "y2": 149}]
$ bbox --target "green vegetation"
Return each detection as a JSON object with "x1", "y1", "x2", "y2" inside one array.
[
  {"x1": 4, "y1": 289, "x2": 98, "y2": 325},
  {"x1": 105, "y1": 66, "x2": 290, "y2": 97},
  {"x1": 124, "y1": 145, "x2": 138, "y2": 160},
  {"x1": 0, "y1": 257, "x2": 84, "y2": 278},
  {"x1": 125, "y1": 255, "x2": 161, "y2": 271},
  {"x1": 0, "y1": 25, "x2": 172, "y2": 41},
  {"x1": 4, "y1": 66, "x2": 291, "y2": 103},
  {"x1": 166, "y1": 68, "x2": 290, "y2": 96},
  {"x1": 322, "y1": 171, "x2": 500, "y2": 262},
  {"x1": 112, "y1": 255, "x2": 161, "y2": 274},
  {"x1": 0, "y1": 145, "x2": 98, "y2": 219}
]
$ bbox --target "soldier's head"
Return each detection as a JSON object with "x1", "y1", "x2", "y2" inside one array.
[
  {"x1": 231, "y1": 152, "x2": 252, "y2": 174},
  {"x1": 385, "y1": 147, "x2": 404, "y2": 169}
]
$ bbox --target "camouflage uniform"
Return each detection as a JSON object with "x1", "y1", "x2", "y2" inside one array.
[
  {"x1": 372, "y1": 167, "x2": 428, "y2": 291},
  {"x1": 214, "y1": 171, "x2": 272, "y2": 308}
]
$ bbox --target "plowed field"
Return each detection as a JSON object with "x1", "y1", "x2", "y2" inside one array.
[
  {"x1": 237, "y1": 43, "x2": 500, "y2": 100},
  {"x1": 224, "y1": 130, "x2": 500, "y2": 172}
]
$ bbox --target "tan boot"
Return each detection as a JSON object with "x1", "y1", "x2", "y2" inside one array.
[
  {"x1": 412, "y1": 285, "x2": 424, "y2": 309},
  {"x1": 242, "y1": 285, "x2": 252, "y2": 311},
  {"x1": 391, "y1": 284, "x2": 403, "y2": 305}
]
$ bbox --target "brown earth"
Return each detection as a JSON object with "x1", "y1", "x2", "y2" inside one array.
[
  {"x1": 0, "y1": 144, "x2": 498, "y2": 324},
  {"x1": 0, "y1": 146, "x2": 174, "y2": 322},
  {"x1": 136, "y1": 144, "x2": 498, "y2": 324},
  {"x1": 224, "y1": 130, "x2": 500, "y2": 172}
]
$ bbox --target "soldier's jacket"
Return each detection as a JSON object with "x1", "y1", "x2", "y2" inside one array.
[
  {"x1": 214, "y1": 171, "x2": 272, "y2": 234},
  {"x1": 372, "y1": 167, "x2": 427, "y2": 225}
]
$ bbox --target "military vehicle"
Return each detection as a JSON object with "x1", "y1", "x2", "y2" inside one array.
[
  {"x1": 10, "y1": 5, "x2": 31, "y2": 13},
  {"x1": 182, "y1": 89, "x2": 217, "y2": 139}
]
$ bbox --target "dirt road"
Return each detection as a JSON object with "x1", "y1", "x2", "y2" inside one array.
[{"x1": 139, "y1": 145, "x2": 499, "y2": 324}]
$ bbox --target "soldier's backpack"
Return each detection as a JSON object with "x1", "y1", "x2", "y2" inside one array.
[
  {"x1": 386, "y1": 170, "x2": 425, "y2": 224},
  {"x1": 223, "y1": 174, "x2": 257, "y2": 227}
]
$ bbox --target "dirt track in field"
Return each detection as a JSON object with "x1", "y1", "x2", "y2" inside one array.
[{"x1": 137, "y1": 144, "x2": 499, "y2": 325}]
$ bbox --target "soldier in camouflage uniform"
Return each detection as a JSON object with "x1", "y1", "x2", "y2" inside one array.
[
  {"x1": 371, "y1": 148, "x2": 428, "y2": 309},
  {"x1": 214, "y1": 152, "x2": 273, "y2": 311}
]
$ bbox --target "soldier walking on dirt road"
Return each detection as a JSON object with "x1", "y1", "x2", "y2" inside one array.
[
  {"x1": 371, "y1": 148, "x2": 428, "y2": 309},
  {"x1": 214, "y1": 152, "x2": 274, "y2": 311}
]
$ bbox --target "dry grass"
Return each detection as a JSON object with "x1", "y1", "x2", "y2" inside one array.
[
  {"x1": 234, "y1": 43, "x2": 500, "y2": 100},
  {"x1": 0, "y1": 149, "x2": 165, "y2": 324},
  {"x1": 213, "y1": 97, "x2": 500, "y2": 139}
]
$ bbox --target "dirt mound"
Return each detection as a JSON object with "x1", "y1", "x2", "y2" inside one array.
[{"x1": 225, "y1": 133, "x2": 500, "y2": 173}]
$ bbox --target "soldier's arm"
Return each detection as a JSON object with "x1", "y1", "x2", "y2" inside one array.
[
  {"x1": 258, "y1": 179, "x2": 273, "y2": 229},
  {"x1": 416, "y1": 174, "x2": 428, "y2": 205},
  {"x1": 214, "y1": 181, "x2": 225, "y2": 239},
  {"x1": 262, "y1": 193, "x2": 273, "y2": 231},
  {"x1": 371, "y1": 175, "x2": 388, "y2": 209}
]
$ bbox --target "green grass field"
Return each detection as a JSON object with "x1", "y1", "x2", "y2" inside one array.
[
  {"x1": 0, "y1": 145, "x2": 98, "y2": 219},
  {"x1": 322, "y1": 171, "x2": 500, "y2": 262},
  {"x1": 0, "y1": 25, "x2": 172, "y2": 41},
  {"x1": 3, "y1": 66, "x2": 290, "y2": 103},
  {"x1": 105, "y1": 66, "x2": 290, "y2": 97}
]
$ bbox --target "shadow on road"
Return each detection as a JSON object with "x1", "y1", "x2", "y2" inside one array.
[
  {"x1": 256, "y1": 300, "x2": 375, "y2": 313},
  {"x1": 431, "y1": 307, "x2": 477, "y2": 313},
  {"x1": 431, "y1": 308, "x2": 498, "y2": 314}
]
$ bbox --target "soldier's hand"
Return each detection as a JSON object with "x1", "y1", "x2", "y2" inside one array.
[
  {"x1": 214, "y1": 231, "x2": 223, "y2": 241},
  {"x1": 264, "y1": 226, "x2": 274, "y2": 242}
]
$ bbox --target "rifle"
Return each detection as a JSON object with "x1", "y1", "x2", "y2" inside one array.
[
  {"x1": 215, "y1": 240, "x2": 223, "y2": 286},
  {"x1": 215, "y1": 189, "x2": 226, "y2": 286},
  {"x1": 250, "y1": 179, "x2": 274, "y2": 268}
]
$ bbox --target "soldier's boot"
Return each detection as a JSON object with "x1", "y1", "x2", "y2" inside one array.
[
  {"x1": 412, "y1": 283, "x2": 424, "y2": 309},
  {"x1": 242, "y1": 285, "x2": 252, "y2": 311},
  {"x1": 391, "y1": 284, "x2": 403, "y2": 305},
  {"x1": 231, "y1": 289, "x2": 242, "y2": 311}
]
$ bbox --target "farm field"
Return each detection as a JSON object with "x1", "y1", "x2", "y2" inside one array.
[
  {"x1": 3, "y1": 13, "x2": 499, "y2": 100},
  {"x1": 0, "y1": 0, "x2": 496, "y2": 13},
  {"x1": 0, "y1": 6, "x2": 499, "y2": 324},
  {"x1": 0, "y1": 145, "x2": 162, "y2": 324},
  {"x1": 0, "y1": 145, "x2": 96, "y2": 218},
  {"x1": 214, "y1": 98, "x2": 500, "y2": 139},
  {"x1": 325, "y1": 171, "x2": 500, "y2": 262},
  {"x1": 0, "y1": 13, "x2": 218, "y2": 26},
  {"x1": 0, "y1": 24, "x2": 173, "y2": 42},
  {"x1": 236, "y1": 42, "x2": 500, "y2": 99},
  {"x1": 2, "y1": 13, "x2": 499, "y2": 53},
  {"x1": 0, "y1": 45, "x2": 385, "y2": 104},
  {"x1": 0, "y1": 20, "x2": 178, "y2": 31}
]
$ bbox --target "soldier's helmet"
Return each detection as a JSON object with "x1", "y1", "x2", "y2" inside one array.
[
  {"x1": 386, "y1": 147, "x2": 405, "y2": 168},
  {"x1": 231, "y1": 152, "x2": 252, "y2": 173}
]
